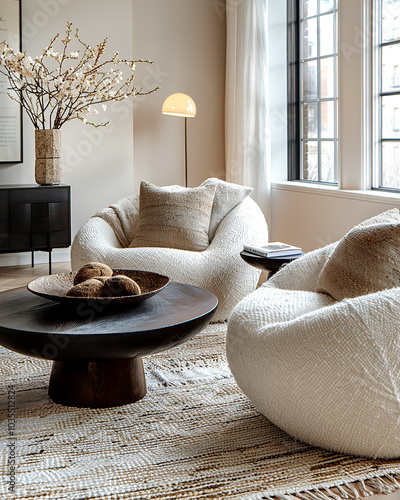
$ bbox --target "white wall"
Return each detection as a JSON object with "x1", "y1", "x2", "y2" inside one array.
[
  {"x1": 0, "y1": 0, "x2": 226, "y2": 266},
  {"x1": 132, "y1": 0, "x2": 226, "y2": 191}
]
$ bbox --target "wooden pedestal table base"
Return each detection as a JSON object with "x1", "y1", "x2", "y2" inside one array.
[
  {"x1": 49, "y1": 357, "x2": 147, "y2": 408},
  {"x1": 0, "y1": 282, "x2": 218, "y2": 409}
]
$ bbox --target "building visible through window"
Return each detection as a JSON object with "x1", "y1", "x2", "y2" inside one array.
[
  {"x1": 291, "y1": 0, "x2": 338, "y2": 183},
  {"x1": 379, "y1": 0, "x2": 400, "y2": 189}
]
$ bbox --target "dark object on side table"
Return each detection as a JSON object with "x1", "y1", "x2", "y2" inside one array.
[
  {"x1": 240, "y1": 250, "x2": 304, "y2": 278},
  {"x1": 0, "y1": 184, "x2": 71, "y2": 274}
]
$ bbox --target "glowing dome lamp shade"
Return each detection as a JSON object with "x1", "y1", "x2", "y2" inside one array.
[
  {"x1": 162, "y1": 93, "x2": 196, "y2": 118},
  {"x1": 162, "y1": 93, "x2": 196, "y2": 186}
]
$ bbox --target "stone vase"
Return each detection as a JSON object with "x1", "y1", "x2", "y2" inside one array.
[{"x1": 35, "y1": 129, "x2": 62, "y2": 185}]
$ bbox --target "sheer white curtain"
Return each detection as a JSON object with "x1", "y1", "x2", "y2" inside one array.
[{"x1": 225, "y1": 0, "x2": 270, "y2": 224}]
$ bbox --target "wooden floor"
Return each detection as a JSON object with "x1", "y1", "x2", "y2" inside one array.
[{"x1": 0, "y1": 261, "x2": 72, "y2": 293}]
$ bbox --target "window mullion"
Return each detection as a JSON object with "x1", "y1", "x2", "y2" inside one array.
[
  {"x1": 333, "y1": 0, "x2": 338, "y2": 183},
  {"x1": 374, "y1": 0, "x2": 400, "y2": 191},
  {"x1": 337, "y1": 0, "x2": 364, "y2": 190},
  {"x1": 317, "y1": 1, "x2": 321, "y2": 182}
]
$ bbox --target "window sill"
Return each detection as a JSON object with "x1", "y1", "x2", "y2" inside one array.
[{"x1": 271, "y1": 181, "x2": 400, "y2": 205}]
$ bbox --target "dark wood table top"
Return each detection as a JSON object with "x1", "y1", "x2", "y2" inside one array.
[
  {"x1": 0, "y1": 282, "x2": 218, "y2": 361},
  {"x1": 240, "y1": 250, "x2": 304, "y2": 274}
]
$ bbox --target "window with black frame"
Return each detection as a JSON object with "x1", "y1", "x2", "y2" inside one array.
[
  {"x1": 288, "y1": 0, "x2": 338, "y2": 183},
  {"x1": 377, "y1": 0, "x2": 400, "y2": 190}
]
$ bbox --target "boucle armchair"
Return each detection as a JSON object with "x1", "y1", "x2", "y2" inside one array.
[
  {"x1": 227, "y1": 240, "x2": 400, "y2": 458},
  {"x1": 71, "y1": 181, "x2": 268, "y2": 322}
]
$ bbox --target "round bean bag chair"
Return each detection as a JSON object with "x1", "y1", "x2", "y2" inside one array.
[
  {"x1": 227, "y1": 232, "x2": 400, "y2": 458},
  {"x1": 71, "y1": 178, "x2": 268, "y2": 322}
]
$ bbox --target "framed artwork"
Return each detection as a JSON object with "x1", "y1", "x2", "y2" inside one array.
[{"x1": 0, "y1": 0, "x2": 22, "y2": 163}]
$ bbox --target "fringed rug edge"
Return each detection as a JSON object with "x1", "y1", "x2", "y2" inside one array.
[{"x1": 267, "y1": 471, "x2": 400, "y2": 500}]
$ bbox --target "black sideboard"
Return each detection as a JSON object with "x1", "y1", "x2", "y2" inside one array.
[{"x1": 0, "y1": 184, "x2": 71, "y2": 274}]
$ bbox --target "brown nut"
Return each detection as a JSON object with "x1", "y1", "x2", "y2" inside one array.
[
  {"x1": 102, "y1": 275, "x2": 141, "y2": 297},
  {"x1": 92, "y1": 276, "x2": 108, "y2": 284},
  {"x1": 66, "y1": 278, "x2": 104, "y2": 298},
  {"x1": 74, "y1": 262, "x2": 113, "y2": 285}
]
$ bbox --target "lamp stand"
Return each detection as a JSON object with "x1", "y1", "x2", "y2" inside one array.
[
  {"x1": 184, "y1": 116, "x2": 188, "y2": 187},
  {"x1": 162, "y1": 93, "x2": 196, "y2": 188}
]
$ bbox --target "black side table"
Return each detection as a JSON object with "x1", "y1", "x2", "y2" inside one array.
[
  {"x1": 0, "y1": 184, "x2": 71, "y2": 274},
  {"x1": 240, "y1": 250, "x2": 304, "y2": 279}
]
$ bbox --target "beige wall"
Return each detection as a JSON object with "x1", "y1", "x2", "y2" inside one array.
[
  {"x1": 0, "y1": 0, "x2": 226, "y2": 266},
  {"x1": 0, "y1": 0, "x2": 135, "y2": 265},
  {"x1": 132, "y1": 0, "x2": 226, "y2": 191},
  {"x1": 271, "y1": 185, "x2": 400, "y2": 252}
]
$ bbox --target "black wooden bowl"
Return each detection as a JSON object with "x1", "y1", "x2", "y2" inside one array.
[{"x1": 27, "y1": 269, "x2": 169, "y2": 306}]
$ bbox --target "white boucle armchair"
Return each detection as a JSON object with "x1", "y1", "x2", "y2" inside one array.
[
  {"x1": 227, "y1": 242, "x2": 400, "y2": 458},
  {"x1": 71, "y1": 191, "x2": 268, "y2": 322}
]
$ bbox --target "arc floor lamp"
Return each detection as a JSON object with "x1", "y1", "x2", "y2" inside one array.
[{"x1": 162, "y1": 93, "x2": 196, "y2": 187}]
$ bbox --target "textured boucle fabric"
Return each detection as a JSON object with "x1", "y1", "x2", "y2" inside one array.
[
  {"x1": 130, "y1": 181, "x2": 216, "y2": 251},
  {"x1": 356, "y1": 207, "x2": 400, "y2": 227},
  {"x1": 71, "y1": 194, "x2": 267, "y2": 322},
  {"x1": 316, "y1": 208, "x2": 400, "y2": 301},
  {"x1": 200, "y1": 177, "x2": 253, "y2": 240},
  {"x1": 93, "y1": 194, "x2": 139, "y2": 248},
  {"x1": 227, "y1": 243, "x2": 400, "y2": 458},
  {"x1": 317, "y1": 222, "x2": 400, "y2": 300},
  {"x1": 267, "y1": 243, "x2": 338, "y2": 292}
]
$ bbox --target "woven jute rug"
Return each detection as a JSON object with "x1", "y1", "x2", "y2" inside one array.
[{"x1": 1, "y1": 323, "x2": 400, "y2": 500}]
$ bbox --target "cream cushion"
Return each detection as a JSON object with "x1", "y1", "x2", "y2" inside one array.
[
  {"x1": 130, "y1": 181, "x2": 216, "y2": 252},
  {"x1": 200, "y1": 178, "x2": 253, "y2": 240},
  {"x1": 356, "y1": 207, "x2": 400, "y2": 227},
  {"x1": 140, "y1": 178, "x2": 253, "y2": 241},
  {"x1": 317, "y1": 208, "x2": 400, "y2": 300},
  {"x1": 227, "y1": 214, "x2": 400, "y2": 458}
]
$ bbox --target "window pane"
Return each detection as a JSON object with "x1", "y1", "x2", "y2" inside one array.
[
  {"x1": 321, "y1": 100, "x2": 335, "y2": 138},
  {"x1": 382, "y1": 95, "x2": 400, "y2": 138},
  {"x1": 382, "y1": 0, "x2": 400, "y2": 43},
  {"x1": 302, "y1": 103, "x2": 318, "y2": 138},
  {"x1": 381, "y1": 44, "x2": 400, "y2": 92},
  {"x1": 302, "y1": 141, "x2": 318, "y2": 180},
  {"x1": 302, "y1": 0, "x2": 317, "y2": 18},
  {"x1": 320, "y1": 0, "x2": 334, "y2": 14},
  {"x1": 320, "y1": 57, "x2": 335, "y2": 98},
  {"x1": 320, "y1": 14, "x2": 334, "y2": 56},
  {"x1": 302, "y1": 60, "x2": 318, "y2": 100},
  {"x1": 302, "y1": 18, "x2": 317, "y2": 58},
  {"x1": 297, "y1": 0, "x2": 337, "y2": 184},
  {"x1": 321, "y1": 142, "x2": 335, "y2": 182},
  {"x1": 381, "y1": 141, "x2": 400, "y2": 188}
]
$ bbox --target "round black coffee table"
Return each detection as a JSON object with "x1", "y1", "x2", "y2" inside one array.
[{"x1": 0, "y1": 282, "x2": 217, "y2": 408}]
